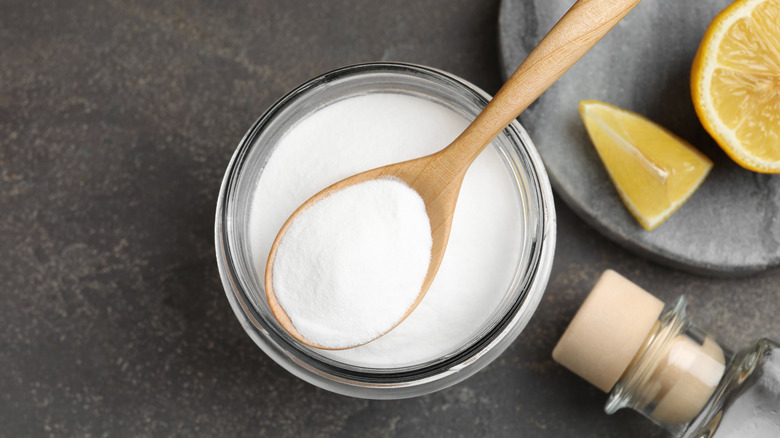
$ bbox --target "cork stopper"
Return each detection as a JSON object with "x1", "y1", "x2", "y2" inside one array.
[{"x1": 552, "y1": 270, "x2": 665, "y2": 392}]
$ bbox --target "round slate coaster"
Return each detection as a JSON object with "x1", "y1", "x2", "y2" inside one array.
[{"x1": 498, "y1": 0, "x2": 780, "y2": 276}]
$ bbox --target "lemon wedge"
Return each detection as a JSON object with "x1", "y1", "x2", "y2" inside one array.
[
  {"x1": 691, "y1": 0, "x2": 780, "y2": 173},
  {"x1": 580, "y1": 100, "x2": 713, "y2": 231}
]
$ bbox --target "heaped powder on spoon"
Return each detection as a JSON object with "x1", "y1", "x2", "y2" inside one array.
[
  {"x1": 250, "y1": 93, "x2": 524, "y2": 367},
  {"x1": 272, "y1": 178, "x2": 432, "y2": 349}
]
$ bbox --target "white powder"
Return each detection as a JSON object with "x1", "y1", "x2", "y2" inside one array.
[
  {"x1": 250, "y1": 93, "x2": 523, "y2": 367},
  {"x1": 272, "y1": 178, "x2": 432, "y2": 349}
]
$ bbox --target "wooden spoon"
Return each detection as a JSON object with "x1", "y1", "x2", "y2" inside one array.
[{"x1": 267, "y1": 0, "x2": 643, "y2": 348}]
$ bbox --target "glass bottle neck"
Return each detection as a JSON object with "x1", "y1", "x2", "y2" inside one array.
[{"x1": 605, "y1": 296, "x2": 729, "y2": 436}]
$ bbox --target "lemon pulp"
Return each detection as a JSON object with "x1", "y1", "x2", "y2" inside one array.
[{"x1": 692, "y1": 0, "x2": 780, "y2": 172}]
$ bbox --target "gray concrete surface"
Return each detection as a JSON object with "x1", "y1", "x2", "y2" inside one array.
[
  {"x1": 499, "y1": 0, "x2": 780, "y2": 275},
  {"x1": 2, "y1": 0, "x2": 779, "y2": 436}
]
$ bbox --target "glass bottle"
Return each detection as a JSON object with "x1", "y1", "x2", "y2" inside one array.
[{"x1": 553, "y1": 270, "x2": 780, "y2": 437}]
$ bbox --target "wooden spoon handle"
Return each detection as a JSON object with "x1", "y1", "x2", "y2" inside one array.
[{"x1": 443, "y1": 0, "x2": 643, "y2": 170}]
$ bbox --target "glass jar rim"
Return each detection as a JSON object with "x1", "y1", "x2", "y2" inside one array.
[{"x1": 215, "y1": 62, "x2": 557, "y2": 399}]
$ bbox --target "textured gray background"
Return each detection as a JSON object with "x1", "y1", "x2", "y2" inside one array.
[
  {"x1": 2, "y1": 0, "x2": 779, "y2": 437},
  {"x1": 499, "y1": 0, "x2": 780, "y2": 275}
]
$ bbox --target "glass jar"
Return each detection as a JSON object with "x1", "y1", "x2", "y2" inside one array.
[
  {"x1": 554, "y1": 269, "x2": 780, "y2": 437},
  {"x1": 606, "y1": 297, "x2": 780, "y2": 438},
  {"x1": 214, "y1": 63, "x2": 556, "y2": 399}
]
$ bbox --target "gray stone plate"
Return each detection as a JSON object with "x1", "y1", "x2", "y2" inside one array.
[{"x1": 498, "y1": 0, "x2": 780, "y2": 275}]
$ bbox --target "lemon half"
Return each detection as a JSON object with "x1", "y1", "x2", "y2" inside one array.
[{"x1": 692, "y1": 0, "x2": 780, "y2": 173}]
